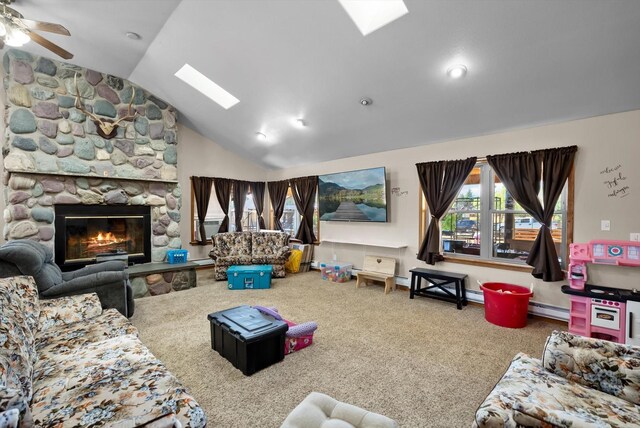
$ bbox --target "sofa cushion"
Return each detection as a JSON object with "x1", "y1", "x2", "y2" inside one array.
[
  {"x1": 0, "y1": 276, "x2": 40, "y2": 334},
  {"x1": 30, "y1": 334, "x2": 206, "y2": 428},
  {"x1": 0, "y1": 241, "x2": 62, "y2": 292},
  {"x1": 252, "y1": 254, "x2": 290, "y2": 265},
  {"x1": 542, "y1": 330, "x2": 640, "y2": 405},
  {"x1": 214, "y1": 232, "x2": 252, "y2": 258},
  {"x1": 251, "y1": 232, "x2": 289, "y2": 258},
  {"x1": 0, "y1": 276, "x2": 40, "y2": 401},
  {"x1": 474, "y1": 353, "x2": 640, "y2": 428},
  {"x1": 37, "y1": 293, "x2": 102, "y2": 333},
  {"x1": 216, "y1": 255, "x2": 254, "y2": 266},
  {"x1": 35, "y1": 308, "x2": 138, "y2": 357}
]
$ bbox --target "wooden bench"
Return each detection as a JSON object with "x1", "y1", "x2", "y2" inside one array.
[
  {"x1": 356, "y1": 256, "x2": 396, "y2": 294},
  {"x1": 513, "y1": 228, "x2": 562, "y2": 242},
  {"x1": 409, "y1": 268, "x2": 468, "y2": 310}
]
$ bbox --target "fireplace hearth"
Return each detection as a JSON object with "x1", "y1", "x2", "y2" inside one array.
[{"x1": 55, "y1": 205, "x2": 151, "y2": 270}]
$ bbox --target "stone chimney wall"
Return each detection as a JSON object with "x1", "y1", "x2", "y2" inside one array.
[{"x1": 2, "y1": 49, "x2": 181, "y2": 262}]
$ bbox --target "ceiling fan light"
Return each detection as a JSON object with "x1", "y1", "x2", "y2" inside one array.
[{"x1": 5, "y1": 27, "x2": 30, "y2": 47}]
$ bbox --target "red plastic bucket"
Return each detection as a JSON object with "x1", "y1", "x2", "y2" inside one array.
[{"x1": 480, "y1": 282, "x2": 533, "y2": 328}]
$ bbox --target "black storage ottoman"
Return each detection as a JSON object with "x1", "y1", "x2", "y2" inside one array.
[{"x1": 207, "y1": 305, "x2": 289, "y2": 376}]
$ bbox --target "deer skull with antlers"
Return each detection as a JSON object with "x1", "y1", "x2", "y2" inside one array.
[{"x1": 74, "y1": 73, "x2": 138, "y2": 139}]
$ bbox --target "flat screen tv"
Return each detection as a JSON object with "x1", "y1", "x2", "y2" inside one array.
[{"x1": 318, "y1": 167, "x2": 387, "y2": 222}]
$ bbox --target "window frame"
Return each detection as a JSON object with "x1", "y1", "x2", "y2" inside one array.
[{"x1": 418, "y1": 161, "x2": 574, "y2": 271}]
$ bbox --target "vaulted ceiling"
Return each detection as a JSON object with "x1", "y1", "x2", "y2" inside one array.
[{"x1": 9, "y1": 0, "x2": 640, "y2": 169}]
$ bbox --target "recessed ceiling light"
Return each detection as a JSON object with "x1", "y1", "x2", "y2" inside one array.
[
  {"x1": 360, "y1": 97, "x2": 373, "y2": 106},
  {"x1": 255, "y1": 132, "x2": 267, "y2": 141},
  {"x1": 174, "y1": 64, "x2": 239, "y2": 109},
  {"x1": 294, "y1": 118, "x2": 306, "y2": 128},
  {"x1": 126, "y1": 32, "x2": 141, "y2": 40},
  {"x1": 447, "y1": 64, "x2": 468, "y2": 79},
  {"x1": 338, "y1": 0, "x2": 408, "y2": 36}
]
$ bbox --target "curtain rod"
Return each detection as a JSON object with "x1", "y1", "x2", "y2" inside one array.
[{"x1": 426, "y1": 145, "x2": 578, "y2": 166}]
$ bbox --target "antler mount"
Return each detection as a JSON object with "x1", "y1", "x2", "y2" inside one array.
[{"x1": 74, "y1": 74, "x2": 138, "y2": 139}]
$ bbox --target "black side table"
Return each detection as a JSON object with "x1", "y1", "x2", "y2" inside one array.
[{"x1": 409, "y1": 268, "x2": 468, "y2": 310}]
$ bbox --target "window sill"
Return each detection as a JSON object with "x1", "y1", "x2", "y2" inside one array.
[
  {"x1": 442, "y1": 255, "x2": 533, "y2": 273},
  {"x1": 189, "y1": 240, "x2": 212, "y2": 246}
]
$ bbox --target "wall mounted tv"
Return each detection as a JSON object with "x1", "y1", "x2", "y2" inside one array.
[{"x1": 318, "y1": 167, "x2": 387, "y2": 222}]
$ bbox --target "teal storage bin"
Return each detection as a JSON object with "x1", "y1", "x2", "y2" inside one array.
[{"x1": 227, "y1": 265, "x2": 272, "y2": 290}]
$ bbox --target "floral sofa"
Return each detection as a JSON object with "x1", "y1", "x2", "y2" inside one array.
[
  {"x1": 473, "y1": 330, "x2": 640, "y2": 427},
  {"x1": 211, "y1": 231, "x2": 290, "y2": 280},
  {"x1": 0, "y1": 275, "x2": 206, "y2": 428}
]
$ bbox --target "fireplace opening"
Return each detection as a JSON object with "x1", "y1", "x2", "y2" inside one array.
[{"x1": 55, "y1": 205, "x2": 151, "y2": 270}]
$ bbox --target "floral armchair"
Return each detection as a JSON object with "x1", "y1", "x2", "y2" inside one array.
[
  {"x1": 211, "y1": 232, "x2": 290, "y2": 280},
  {"x1": 473, "y1": 330, "x2": 640, "y2": 427}
]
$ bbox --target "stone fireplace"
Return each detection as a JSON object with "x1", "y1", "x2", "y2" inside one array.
[
  {"x1": 54, "y1": 204, "x2": 151, "y2": 270},
  {"x1": 2, "y1": 49, "x2": 182, "y2": 269}
]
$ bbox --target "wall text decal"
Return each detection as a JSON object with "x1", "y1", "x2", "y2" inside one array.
[
  {"x1": 600, "y1": 164, "x2": 630, "y2": 198},
  {"x1": 391, "y1": 187, "x2": 408, "y2": 197}
]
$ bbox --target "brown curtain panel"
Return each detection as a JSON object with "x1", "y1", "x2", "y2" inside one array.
[
  {"x1": 487, "y1": 146, "x2": 576, "y2": 281},
  {"x1": 290, "y1": 176, "x2": 318, "y2": 244},
  {"x1": 191, "y1": 176, "x2": 214, "y2": 243},
  {"x1": 416, "y1": 157, "x2": 477, "y2": 264},
  {"x1": 213, "y1": 177, "x2": 232, "y2": 233},
  {"x1": 268, "y1": 180, "x2": 289, "y2": 231},
  {"x1": 250, "y1": 181, "x2": 267, "y2": 230},
  {"x1": 232, "y1": 180, "x2": 250, "y2": 232}
]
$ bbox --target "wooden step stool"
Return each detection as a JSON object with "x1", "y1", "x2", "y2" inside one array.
[{"x1": 356, "y1": 256, "x2": 396, "y2": 294}]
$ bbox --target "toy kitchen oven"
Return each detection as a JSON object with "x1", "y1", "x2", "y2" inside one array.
[{"x1": 561, "y1": 240, "x2": 640, "y2": 345}]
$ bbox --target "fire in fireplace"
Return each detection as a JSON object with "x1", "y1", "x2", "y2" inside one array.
[{"x1": 55, "y1": 205, "x2": 151, "y2": 270}]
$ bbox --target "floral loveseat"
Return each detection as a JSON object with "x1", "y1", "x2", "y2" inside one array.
[
  {"x1": 0, "y1": 275, "x2": 206, "y2": 427},
  {"x1": 211, "y1": 231, "x2": 290, "y2": 280},
  {"x1": 474, "y1": 330, "x2": 640, "y2": 427}
]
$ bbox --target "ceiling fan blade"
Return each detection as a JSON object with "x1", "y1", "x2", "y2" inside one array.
[
  {"x1": 17, "y1": 18, "x2": 70, "y2": 36},
  {"x1": 27, "y1": 31, "x2": 73, "y2": 60}
]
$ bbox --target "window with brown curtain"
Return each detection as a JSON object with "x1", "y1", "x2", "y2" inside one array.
[
  {"x1": 419, "y1": 158, "x2": 574, "y2": 272},
  {"x1": 190, "y1": 181, "x2": 226, "y2": 244}
]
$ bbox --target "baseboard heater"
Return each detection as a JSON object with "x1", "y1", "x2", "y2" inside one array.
[{"x1": 311, "y1": 262, "x2": 569, "y2": 322}]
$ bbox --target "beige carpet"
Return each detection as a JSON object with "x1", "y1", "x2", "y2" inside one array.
[{"x1": 130, "y1": 271, "x2": 563, "y2": 427}]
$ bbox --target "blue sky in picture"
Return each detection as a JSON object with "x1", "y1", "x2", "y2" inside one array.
[{"x1": 320, "y1": 167, "x2": 385, "y2": 190}]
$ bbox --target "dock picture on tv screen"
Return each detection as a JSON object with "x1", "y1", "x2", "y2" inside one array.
[{"x1": 318, "y1": 167, "x2": 387, "y2": 222}]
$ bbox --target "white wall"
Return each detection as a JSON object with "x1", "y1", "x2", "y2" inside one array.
[
  {"x1": 177, "y1": 124, "x2": 269, "y2": 259},
  {"x1": 267, "y1": 110, "x2": 640, "y2": 309}
]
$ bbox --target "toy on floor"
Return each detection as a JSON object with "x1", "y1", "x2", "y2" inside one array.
[{"x1": 253, "y1": 306, "x2": 317, "y2": 355}]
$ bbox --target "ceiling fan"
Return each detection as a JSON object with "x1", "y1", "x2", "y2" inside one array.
[{"x1": 0, "y1": 0, "x2": 72, "y2": 59}]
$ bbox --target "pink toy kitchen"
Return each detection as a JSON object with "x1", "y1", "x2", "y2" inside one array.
[{"x1": 561, "y1": 240, "x2": 640, "y2": 345}]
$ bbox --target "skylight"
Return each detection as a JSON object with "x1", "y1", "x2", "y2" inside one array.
[
  {"x1": 174, "y1": 64, "x2": 239, "y2": 109},
  {"x1": 338, "y1": 0, "x2": 408, "y2": 36}
]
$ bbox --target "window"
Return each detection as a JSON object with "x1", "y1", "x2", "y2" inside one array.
[
  {"x1": 228, "y1": 192, "x2": 260, "y2": 232},
  {"x1": 191, "y1": 186, "x2": 225, "y2": 243},
  {"x1": 420, "y1": 162, "x2": 572, "y2": 268},
  {"x1": 190, "y1": 184, "x2": 259, "y2": 243},
  {"x1": 273, "y1": 186, "x2": 319, "y2": 240}
]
